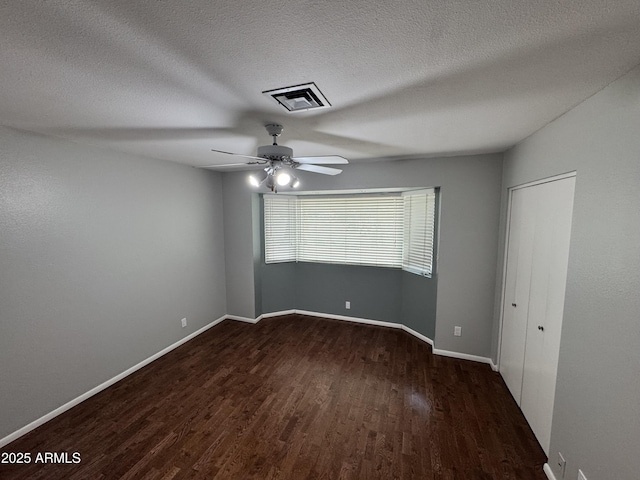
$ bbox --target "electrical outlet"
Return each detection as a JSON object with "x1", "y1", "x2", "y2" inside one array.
[
  {"x1": 181, "y1": 318, "x2": 187, "y2": 328},
  {"x1": 557, "y1": 452, "x2": 566, "y2": 478},
  {"x1": 454, "y1": 326, "x2": 462, "y2": 336},
  {"x1": 577, "y1": 469, "x2": 587, "y2": 480},
  {"x1": 345, "y1": 301, "x2": 351, "y2": 309}
]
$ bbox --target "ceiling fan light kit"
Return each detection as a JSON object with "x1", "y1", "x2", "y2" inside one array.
[
  {"x1": 248, "y1": 172, "x2": 265, "y2": 187},
  {"x1": 209, "y1": 123, "x2": 348, "y2": 193},
  {"x1": 275, "y1": 169, "x2": 292, "y2": 186}
]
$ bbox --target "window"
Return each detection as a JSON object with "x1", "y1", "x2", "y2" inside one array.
[
  {"x1": 402, "y1": 190, "x2": 436, "y2": 276},
  {"x1": 296, "y1": 195, "x2": 404, "y2": 268},
  {"x1": 264, "y1": 195, "x2": 297, "y2": 263},
  {"x1": 264, "y1": 190, "x2": 436, "y2": 276}
]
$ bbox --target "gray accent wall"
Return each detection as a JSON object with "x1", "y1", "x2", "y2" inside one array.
[
  {"x1": 224, "y1": 153, "x2": 503, "y2": 357},
  {"x1": 494, "y1": 65, "x2": 640, "y2": 479},
  {"x1": 260, "y1": 262, "x2": 437, "y2": 339},
  {"x1": 275, "y1": 262, "x2": 438, "y2": 339},
  {"x1": 293, "y1": 263, "x2": 403, "y2": 322},
  {"x1": 256, "y1": 194, "x2": 439, "y2": 339},
  {"x1": 400, "y1": 271, "x2": 438, "y2": 339},
  {"x1": 259, "y1": 261, "x2": 297, "y2": 315},
  {"x1": 0, "y1": 127, "x2": 227, "y2": 441}
]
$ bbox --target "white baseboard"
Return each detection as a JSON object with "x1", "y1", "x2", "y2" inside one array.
[
  {"x1": 294, "y1": 309, "x2": 403, "y2": 329},
  {"x1": 490, "y1": 359, "x2": 499, "y2": 371},
  {"x1": 543, "y1": 463, "x2": 557, "y2": 480},
  {"x1": 241, "y1": 310, "x2": 495, "y2": 369},
  {"x1": 0, "y1": 315, "x2": 226, "y2": 449},
  {"x1": 225, "y1": 310, "x2": 298, "y2": 324},
  {"x1": 297, "y1": 310, "x2": 438, "y2": 348},
  {"x1": 401, "y1": 324, "x2": 434, "y2": 346},
  {"x1": 252, "y1": 309, "x2": 438, "y2": 348},
  {"x1": 225, "y1": 314, "x2": 259, "y2": 324},
  {"x1": 257, "y1": 309, "x2": 296, "y2": 321},
  {"x1": 431, "y1": 347, "x2": 493, "y2": 366}
]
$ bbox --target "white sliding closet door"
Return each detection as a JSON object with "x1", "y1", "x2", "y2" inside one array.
[{"x1": 500, "y1": 175, "x2": 575, "y2": 454}]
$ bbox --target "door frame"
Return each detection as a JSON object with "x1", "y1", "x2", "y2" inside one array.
[{"x1": 496, "y1": 171, "x2": 576, "y2": 370}]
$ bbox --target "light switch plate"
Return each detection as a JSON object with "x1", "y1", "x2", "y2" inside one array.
[{"x1": 557, "y1": 452, "x2": 566, "y2": 478}]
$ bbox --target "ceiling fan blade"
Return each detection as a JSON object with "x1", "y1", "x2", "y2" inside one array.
[
  {"x1": 211, "y1": 148, "x2": 268, "y2": 162},
  {"x1": 293, "y1": 155, "x2": 349, "y2": 165},
  {"x1": 198, "y1": 162, "x2": 265, "y2": 169},
  {"x1": 296, "y1": 164, "x2": 343, "y2": 175}
]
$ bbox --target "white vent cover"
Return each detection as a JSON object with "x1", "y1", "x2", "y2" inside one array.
[{"x1": 263, "y1": 82, "x2": 331, "y2": 112}]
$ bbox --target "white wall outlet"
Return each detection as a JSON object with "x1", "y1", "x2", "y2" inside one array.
[
  {"x1": 181, "y1": 318, "x2": 187, "y2": 328},
  {"x1": 557, "y1": 452, "x2": 566, "y2": 478},
  {"x1": 577, "y1": 469, "x2": 587, "y2": 480},
  {"x1": 454, "y1": 326, "x2": 462, "y2": 336},
  {"x1": 345, "y1": 301, "x2": 351, "y2": 309}
]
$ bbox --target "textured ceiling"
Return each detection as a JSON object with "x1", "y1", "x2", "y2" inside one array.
[{"x1": 1, "y1": 0, "x2": 639, "y2": 169}]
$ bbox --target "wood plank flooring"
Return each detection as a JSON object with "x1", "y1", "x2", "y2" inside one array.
[{"x1": 0, "y1": 314, "x2": 547, "y2": 479}]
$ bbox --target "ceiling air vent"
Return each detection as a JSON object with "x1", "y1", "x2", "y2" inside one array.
[{"x1": 263, "y1": 82, "x2": 331, "y2": 112}]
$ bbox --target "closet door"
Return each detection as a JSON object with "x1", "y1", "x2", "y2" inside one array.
[
  {"x1": 500, "y1": 186, "x2": 536, "y2": 404},
  {"x1": 499, "y1": 175, "x2": 575, "y2": 455},
  {"x1": 520, "y1": 177, "x2": 575, "y2": 453}
]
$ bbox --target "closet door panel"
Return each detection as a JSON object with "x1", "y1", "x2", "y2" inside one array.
[
  {"x1": 500, "y1": 186, "x2": 536, "y2": 404},
  {"x1": 519, "y1": 177, "x2": 576, "y2": 454},
  {"x1": 520, "y1": 180, "x2": 556, "y2": 448},
  {"x1": 533, "y1": 178, "x2": 576, "y2": 452}
]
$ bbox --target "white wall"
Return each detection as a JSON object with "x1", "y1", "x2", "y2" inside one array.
[
  {"x1": 221, "y1": 171, "x2": 257, "y2": 319},
  {"x1": 223, "y1": 153, "x2": 503, "y2": 357},
  {"x1": 495, "y1": 64, "x2": 640, "y2": 479},
  {"x1": 0, "y1": 127, "x2": 227, "y2": 441}
]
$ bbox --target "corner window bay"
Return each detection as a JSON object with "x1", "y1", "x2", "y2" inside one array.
[{"x1": 264, "y1": 189, "x2": 436, "y2": 277}]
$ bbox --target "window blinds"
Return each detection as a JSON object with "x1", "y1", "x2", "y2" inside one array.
[
  {"x1": 263, "y1": 190, "x2": 436, "y2": 276},
  {"x1": 264, "y1": 195, "x2": 297, "y2": 263},
  {"x1": 296, "y1": 195, "x2": 404, "y2": 268},
  {"x1": 402, "y1": 190, "x2": 436, "y2": 276}
]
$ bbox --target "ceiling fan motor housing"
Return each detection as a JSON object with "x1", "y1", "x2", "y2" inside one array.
[
  {"x1": 265, "y1": 123, "x2": 283, "y2": 137},
  {"x1": 257, "y1": 144, "x2": 293, "y2": 160}
]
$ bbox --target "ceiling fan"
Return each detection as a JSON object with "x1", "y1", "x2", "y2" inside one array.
[{"x1": 204, "y1": 124, "x2": 348, "y2": 192}]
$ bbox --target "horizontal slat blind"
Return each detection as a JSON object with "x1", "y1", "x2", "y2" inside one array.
[
  {"x1": 402, "y1": 191, "x2": 436, "y2": 276},
  {"x1": 264, "y1": 191, "x2": 436, "y2": 276},
  {"x1": 264, "y1": 195, "x2": 297, "y2": 263},
  {"x1": 296, "y1": 195, "x2": 404, "y2": 268}
]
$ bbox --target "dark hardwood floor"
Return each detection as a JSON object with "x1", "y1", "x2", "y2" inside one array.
[{"x1": 0, "y1": 315, "x2": 547, "y2": 479}]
